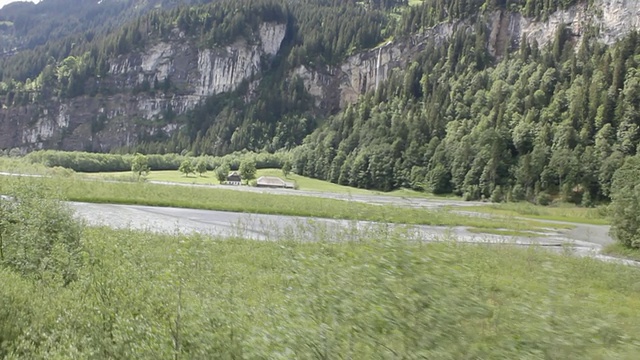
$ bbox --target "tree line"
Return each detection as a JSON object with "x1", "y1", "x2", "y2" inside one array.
[{"x1": 23, "y1": 149, "x2": 289, "y2": 173}]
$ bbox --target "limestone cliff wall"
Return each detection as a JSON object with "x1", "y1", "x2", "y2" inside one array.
[
  {"x1": 0, "y1": 22, "x2": 286, "y2": 151},
  {"x1": 295, "y1": 0, "x2": 640, "y2": 111},
  {"x1": 2, "y1": 0, "x2": 640, "y2": 152}
]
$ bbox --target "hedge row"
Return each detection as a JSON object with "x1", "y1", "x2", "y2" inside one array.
[{"x1": 25, "y1": 150, "x2": 290, "y2": 173}]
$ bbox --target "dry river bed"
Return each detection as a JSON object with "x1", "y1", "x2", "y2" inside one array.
[{"x1": 69, "y1": 199, "x2": 636, "y2": 266}]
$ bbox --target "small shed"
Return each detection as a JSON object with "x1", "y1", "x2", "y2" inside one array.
[
  {"x1": 256, "y1": 176, "x2": 295, "y2": 189},
  {"x1": 227, "y1": 171, "x2": 242, "y2": 185}
]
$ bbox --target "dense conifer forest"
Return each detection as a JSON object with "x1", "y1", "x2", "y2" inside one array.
[{"x1": 294, "y1": 26, "x2": 640, "y2": 204}]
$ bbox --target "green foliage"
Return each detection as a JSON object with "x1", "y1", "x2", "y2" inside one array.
[
  {"x1": 472, "y1": 202, "x2": 610, "y2": 225},
  {"x1": 281, "y1": 159, "x2": 292, "y2": 178},
  {"x1": 511, "y1": 184, "x2": 526, "y2": 202},
  {"x1": 603, "y1": 242, "x2": 640, "y2": 262},
  {"x1": 490, "y1": 185, "x2": 504, "y2": 203},
  {"x1": 178, "y1": 159, "x2": 194, "y2": 177},
  {"x1": 294, "y1": 26, "x2": 640, "y2": 200},
  {"x1": 215, "y1": 163, "x2": 231, "y2": 183},
  {"x1": 0, "y1": 174, "x2": 554, "y2": 232},
  {"x1": 536, "y1": 192, "x2": 552, "y2": 206},
  {"x1": 131, "y1": 153, "x2": 150, "y2": 180},
  {"x1": 25, "y1": 150, "x2": 289, "y2": 173},
  {"x1": 0, "y1": 182, "x2": 83, "y2": 285},
  {"x1": 396, "y1": 0, "x2": 583, "y2": 35},
  {"x1": 609, "y1": 155, "x2": 640, "y2": 249},
  {"x1": 239, "y1": 158, "x2": 257, "y2": 183},
  {"x1": 195, "y1": 158, "x2": 208, "y2": 176},
  {"x1": 1, "y1": 226, "x2": 640, "y2": 358}
]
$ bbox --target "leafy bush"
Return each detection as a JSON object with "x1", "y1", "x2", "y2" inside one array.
[
  {"x1": 581, "y1": 190, "x2": 594, "y2": 208},
  {"x1": 490, "y1": 185, "x2": 504, "y2": 203},
  {"x1": 131, "y1": 153, "x2": 150, "y2": 180},
  {"x1": 609, "y1": 155, "x2": 640, "y2": 249},
  {"x1": 0, "y1": 182, "x2": 83, "y2": 284},
  {"x1": 46, "y1": 166, "x2": 75, "y2": 177},
  {"x1": 536, "y1": 192, "x2": 552, "y2": 206},
  {"x1": 239, "y1": 158, "x2": 257, "y2": 183},
  {"x1": 215, "y1": 163, "x2": 231, "y2": 183},
  {"x1": 510, "y1": 184, "x2": 526, "y2": 202}
]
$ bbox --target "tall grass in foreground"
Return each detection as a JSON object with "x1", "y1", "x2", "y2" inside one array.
[
  {"x1": 0, "y1": 175, "x2": 558, "y2": 231},
  {"x1": 1, "y1": 225, "x2": 639, "y2": 358}
]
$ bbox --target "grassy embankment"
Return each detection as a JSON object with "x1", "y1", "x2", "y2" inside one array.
[
  {"x1": 0, "y1": 174, "x2": 567, "y2": 232},
  {"x1": 2, "y1": 226, "x2": 639, "y2": 358},
  {"x1": 603, "y1": 243, "x2": 640, "y2": 262},
  {"x1": 469, "y1": 202, "x2": 610, "y2": 225}
]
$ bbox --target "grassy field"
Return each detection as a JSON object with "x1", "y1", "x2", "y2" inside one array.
[
  {"x1": 0, "y1": 156, "x2": 460, "y2": 198},
  {"x1": 0, "y1": 174, "x2": 563, "y2": 232},
  {"x1": 470, "y1": 202, "x2": 610, "y2": 225},
  {"x1": 84, "y1": 168, "x2": 379, "y2": 194},
  {"x1": 467, "y1": 227, "x2": 542, "y2": 238},
  {"x1": 84, "y1": 169, "x2": 222, "y2": 185},
  {"x1": 603, "y1": 243, "x2": 640, "y2": 262},
  {"x1": 0, "y1": 156, "x2": 52, "y2": 174},
  {"x1": 82, "y1": 168, "x2": 446, "y2": 197},
  {"x1": 2, "y1": 226, "x2": 640, "y2": 358}
]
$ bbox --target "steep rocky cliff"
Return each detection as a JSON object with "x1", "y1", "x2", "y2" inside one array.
[
  {"x1": 0, "y1": 22, "x2": 287, "y2": 151},
  {"x1": 488, "y1": 0, "x2": 640, "y2": 56},
  {"x1": 1, "y1": 0, "x2": 640, "y2": 153},
  {"x1": 296, "y1": 0, "x2": 640, "y2": 111},
  {"x1": 293, "y1": 22, "x2": 456, "y2": 111}
]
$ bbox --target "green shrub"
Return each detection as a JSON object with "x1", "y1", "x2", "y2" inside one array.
[
  {"x1": 0, "y1": 182, "x2": 83, "y2": 284},
  {"x1": 490, "y1": 186, "x2": 504, "y2": 203},
  {"x1": 581, "y1": 190, "x2": 594, "y2": 208},
  {"x1": 510, "y1": 184, "x2": 526, "y2": 202},
  {"x1": 609, "y1": 155, "x2": 640, "y2": 249},
  {"x1": 24, "y1": 150, "x2": 290, "y2": 173},
  {"x1": 536, "y1": 192, "x2": 552, "y2": 206}
]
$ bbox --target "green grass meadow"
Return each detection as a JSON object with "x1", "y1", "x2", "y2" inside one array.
[
  {"x1": 603, "y1": 243, "x2": 640, "y2": 262},
  {"x1": 82, "y1": 167, "x2": 443, "y2": 197},
  {"x1": 2, "y1": 225, "x2": 640, "y2": 358},
  {"x1": 0, "y1": 174, "x2": 562, "y2": 232},
  {"x1": 471, "y1": 202, "x2": 610, "y2": 225}
]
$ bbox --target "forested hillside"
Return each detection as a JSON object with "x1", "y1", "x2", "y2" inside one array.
[
  {"x1": 1, "y1": 0, "x2": 639, "y2": 202},
  {"x1": 0, "y1": 0, "x2": 211, "y2": 56},
  {"x1": 293, "y1": 25, "x2": 640, "y2": 204}
]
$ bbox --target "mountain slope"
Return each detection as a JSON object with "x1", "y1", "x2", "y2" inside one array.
[
  {"x1": 0, "y1": 0, "x2": 209, "y2": 55},
  {"x1": 1, "y1": 0, "x2": 640, "y2": 203}
]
